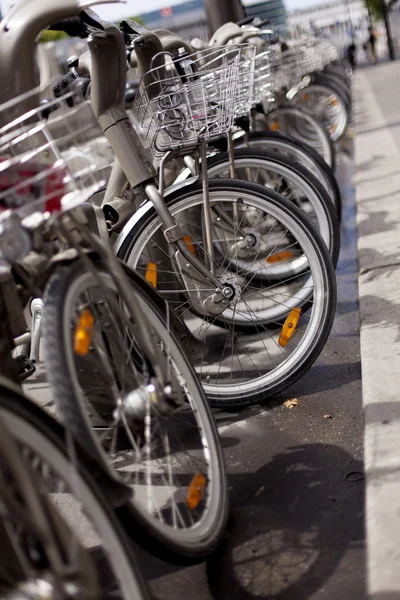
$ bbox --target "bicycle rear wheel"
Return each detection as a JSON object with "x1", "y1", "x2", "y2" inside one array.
[
  {"x1": 43, "y1": 258, "x2": 228, "y2": 563},
  {"x1": 0, "y1": 383, "x2": 149, "y2": 599}
]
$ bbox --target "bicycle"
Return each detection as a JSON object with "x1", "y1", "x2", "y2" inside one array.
[
  {"x1": 0, "y1": 6, "x2": 229, "y2": 562},
  {"x1": 3, "y1": 10, "x2": 338, "y2": 409}
]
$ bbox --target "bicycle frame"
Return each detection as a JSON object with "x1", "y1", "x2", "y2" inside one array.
[
  {"x1": 0, "y1": 1, "x2": 193, "y2": 393},
  {"x1": 0, "y1": 0, "x2": 243, "y2": 318}
]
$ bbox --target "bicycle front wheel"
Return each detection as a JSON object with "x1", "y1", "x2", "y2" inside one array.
[
  {"x1": 235, "y1": 130, "x2": 342, "y2": 221},
  {"x1": 290, "y1": 84, "x2": 349, "y2": 142},
  {"x1": 206, "y1": 148, "x2": 340, "y2": 267},
  {"x1": 116, "y1": 179, "x2": 337, "y2": 407},
  {"x1": 43, "y1": 258, "x2": 228, "y2": 563},
  {"x1": 265, "y1": 106, "x2": 335, "y2": 169}
]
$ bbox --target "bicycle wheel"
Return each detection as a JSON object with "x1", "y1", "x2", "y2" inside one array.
[
  {"x1": 291, "y1": 84, "x2": 349, "y2": 142},
  {"x1": 235, "y1": 130, "x2": 342, "y2": 221},
  {"x1": 206, "y1": 148, "x2": 340, "y2": 267},
  {"x1": 116, "y1": 178, "x2": 337, "y2": 407},
  {"x1": 43, "y1": 258, "x2": 228, "y2": 563},
  {"x1": 325, "y1": 63, "x2": 352, "y2": 87},
  {"x1": 265, "y1": 106, "x2": 335, "y2": 169},
  {"x1": 315, "y1": 73, "x2": 351, "y2": 107},
  {"x1": 0, "y1": 384, "x2": 149, "y2": 599}
]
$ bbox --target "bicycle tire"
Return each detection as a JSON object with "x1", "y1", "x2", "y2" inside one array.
[
  {"x1": 0, "y1": 381, "x2": 150, "y2": 599},
  {"x1": 42, "y1": 258, "x2": 229, "y2": 564},
  {"x1": 116, "y1": 178, "x2": 337, "y2": 408},
  {"x1": 238, "y1": 130, "x2": 342, "y2": 221},
  {"x1": 265, "y1": 106, "x2": 336, "y2": 169}
]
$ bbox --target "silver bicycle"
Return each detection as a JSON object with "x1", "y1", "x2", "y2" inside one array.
[{"x1": 0, "y1": 3, "x2": 229, "y2": 563}]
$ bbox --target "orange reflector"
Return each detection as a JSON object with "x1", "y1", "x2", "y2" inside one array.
[
  {"x1": 270, "y1": 121, "x2": 280, "y2": 131},
  {"x1": 329, "y1": 96, "x2": 338, "y2": 106},
  {"x1": 267, "y1": 250, "x2": 293, "y2": 263},
  {"x1": 329, "y1": 124, "x2": 337, "y2": 133},
  {"x1": 74, "y1": 309, "x2": 94, "y2": 356},
  {"x1": 184, "y1": 235, "x2": 196, "y2": 255},
  {"x1": 303, "y1": 93, "x2": 309, "y2": 100},
  {"x1": 145, "y1": 262, "x2": 157, "y2": 288},
  {"x1": 186, "y1": 473, "x2": 206, "y2": 510},
  {"x1": 279, "y1": 308, "x2": 302, "y2": 347}
]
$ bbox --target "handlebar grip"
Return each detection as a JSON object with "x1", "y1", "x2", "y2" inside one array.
[
  {"x1": 48, "y1": 17, "x2": 88, "y2": 38},
  {"x1": 52, "y1": 72, "x2": 77, "y2": 97},
  {"x1": 236, "y1": 16, "x2": 254, "y2": 26},
  {"x1": 120, "y1": 19, "x2": 153, "y2": 37},
  {"x1": 53, "y1": 75, "x2": 90, "y2": 106}
]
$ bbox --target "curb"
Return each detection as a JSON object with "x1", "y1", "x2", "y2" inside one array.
[{"x1": 354, "y1": 65, "x2": 400, "y2": 598}]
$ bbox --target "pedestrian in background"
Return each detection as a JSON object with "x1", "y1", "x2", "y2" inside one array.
[
  {"x1": 368, "y1": 26, "x2": 377, "y2": 64},
  {"x1": 347, "y1": 39, "x2": 357, "y2": 69}
]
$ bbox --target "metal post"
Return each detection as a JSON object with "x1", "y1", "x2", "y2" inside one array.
[
  {"x1": 366, "y1": 0, "x2": 373, "y2": 28},
  {"x1": 204, "y1": 0, "x2": 245, "y2": 36},
  {"x1": 380, "y1": 0, "x2": 396, "y2": 60},
  {"x1": 344, "y1": 0, "x2": 354, "y2": 36}
]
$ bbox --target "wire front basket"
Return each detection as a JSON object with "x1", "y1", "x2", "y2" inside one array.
[
  {"x1": 0, "y1": 84, "x2": 112, "y2": 227},
  {"x1": 132, "y1": 45, "x2": 247, "y2": 160},
  {"x1": 235, "y1": 48, "x2": 274, "y2": 117}
]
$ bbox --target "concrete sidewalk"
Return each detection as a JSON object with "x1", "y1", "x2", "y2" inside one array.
[{"x1": 355, "y1": 61, "x2": 400, "y2": 599}]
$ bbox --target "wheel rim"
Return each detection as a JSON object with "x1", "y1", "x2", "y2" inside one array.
[
  {"x1": 61, "y1": 270, "x2": 223, "y2": 546},
  {"x1": 124, "y1": 188, "x2": 329, "y2": 398}
]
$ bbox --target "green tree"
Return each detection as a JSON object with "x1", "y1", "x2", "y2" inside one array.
[
  {"x1": 127, "y1": 15, "x2": 145, "y2": 25},
  {"x1": 365, "y1": 0, "x2": 383, "y2": 21},
  {"x1": 39, "y1": 30, "x2": 67, "y2": 43}
]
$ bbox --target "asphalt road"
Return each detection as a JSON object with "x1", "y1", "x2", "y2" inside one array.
[
  {"x1": 136, "y1": 144, "x2": 365, "y2": 600},
  {"x1": 25, "y1": 142, "x2": 365, "y2": 599}
]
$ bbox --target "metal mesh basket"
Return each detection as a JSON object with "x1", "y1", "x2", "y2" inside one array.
[
  {"x1": 270, "y1": 45, "x2": 307, "y2": 92},
  {"x1": 235, "y1": 48, "x2": 274, "y2": 116},
  {"x1": 0, "y1": 83, "x2": 112, "y2": 227},
  {"x1": 132, "y1": 45, "x2": 245, "y2": 159}
]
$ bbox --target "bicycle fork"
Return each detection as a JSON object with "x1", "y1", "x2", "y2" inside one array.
[{"x1": 88, "y1": 24, "x2": 237, "y2": 318}]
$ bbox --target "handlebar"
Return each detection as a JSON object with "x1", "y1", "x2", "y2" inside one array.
[
  {"x1": 257, "y1": 19, "x2": 272, "y2": 28},
  {"x1": 48, "y1": 9, "x2": 105, "y2": 38},
  {"x1": 236, "y1": 16, "x2": 255, "y2": 26},
  {"x1": 48, "y1": 16, "x2": 88, "y2": 38}
]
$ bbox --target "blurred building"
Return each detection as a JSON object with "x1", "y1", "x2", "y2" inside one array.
[
  {"x1": 245, "y1": 0, "x2": 287, "y2": 28},
  {"x1": 288, "y1": 0, "x2": 369, "y2": 45},
  {"x1": 139, "y1": 0, "x2": 287, "y2": 39}
]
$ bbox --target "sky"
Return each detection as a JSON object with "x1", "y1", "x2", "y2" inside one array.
[
  {"x1": 94, "y1": 0, "x2": 327, "y2": 21},
  {"x1": 0, "y1": 0, "x2": 329, "y2": 20}
]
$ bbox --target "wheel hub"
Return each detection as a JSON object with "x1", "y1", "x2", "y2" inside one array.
[{"x1": 115, "y1": 378, "x2": 183, "y2": 422}]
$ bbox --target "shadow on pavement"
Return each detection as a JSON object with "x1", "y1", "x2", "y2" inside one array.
[
  {"x1": 206, "y1": 442, "x2": 364, "y2": 600},
  {"x1": 137, "y1": 442, "x2": 364, "y2": 600},
  {"x1": 284, "y1": 361, "x2": 361, "y2": 396}
]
